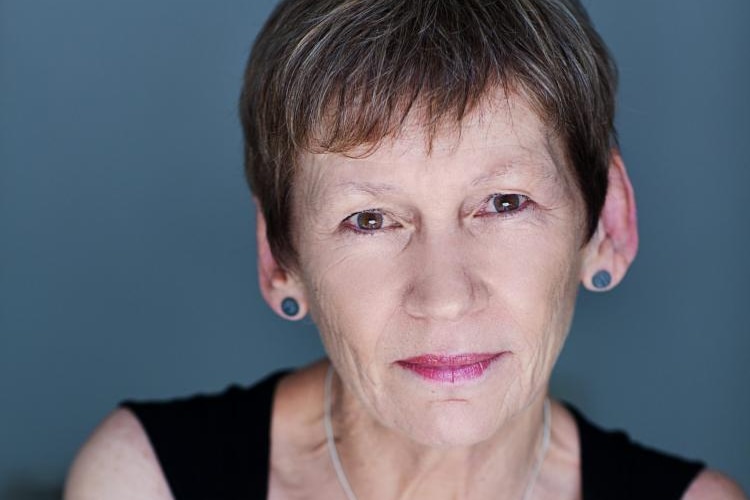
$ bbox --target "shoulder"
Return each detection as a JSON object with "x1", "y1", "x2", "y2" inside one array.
[
  {"x1": 64, "y1": 408, "x2": 172, "y2": 500},
  {"x1": 682, "y1": 469, "x2": 747, "y2": 500},
  {"x1": 64, "y1": 372, "x2": 290, "y2": 500},
  {"x1": 561, "y1": 402, "x2": 715, "y2": 499}
]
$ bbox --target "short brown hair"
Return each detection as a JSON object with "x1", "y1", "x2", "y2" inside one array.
[{"x1": 240, "y1": 0, "x2": 618, "y2": 270}]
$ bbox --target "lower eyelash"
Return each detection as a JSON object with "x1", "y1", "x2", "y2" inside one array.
[{"x1": 341, "y1": 224, "x2": 382, "y2": 236}]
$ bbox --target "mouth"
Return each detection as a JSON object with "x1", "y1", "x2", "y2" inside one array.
[{"x1": 395, "y1": 352, "x2": 506, "y2": 384}]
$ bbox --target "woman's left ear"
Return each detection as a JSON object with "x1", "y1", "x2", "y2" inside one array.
[{"x1": 581, "y1": 150, "x2": 639, "y2": 292}]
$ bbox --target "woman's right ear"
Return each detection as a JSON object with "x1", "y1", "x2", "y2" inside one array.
[{"x1": 254, "y1": 198, "x2": 307, "y2": 320}]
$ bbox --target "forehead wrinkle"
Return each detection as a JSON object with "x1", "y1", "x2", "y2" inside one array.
[
  {"x1": 306, "y1": 151, "x2": 562, "y2": 211},
  {"x1": 299, "y1": 92, "x2": 568, "y2": 206},
  {"x1": 300, "y1": 152, "x2": 393, "y2": 199}
]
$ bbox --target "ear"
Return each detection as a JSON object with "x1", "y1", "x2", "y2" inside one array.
[
  {"x1": 255, "y1": 198, "x2": 308, "y2": 319},
  {"x1": 581, "y1": 150, "x2": 639, "y2": 291}
]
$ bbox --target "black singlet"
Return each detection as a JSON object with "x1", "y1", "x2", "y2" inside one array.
[{"x1": 123, "y1": 371, "x2": 705, "y2": 500}]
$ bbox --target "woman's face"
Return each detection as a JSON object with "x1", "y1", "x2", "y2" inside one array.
[{"x1": 291, "y1": 94, "x2": 593, "y2": 446}]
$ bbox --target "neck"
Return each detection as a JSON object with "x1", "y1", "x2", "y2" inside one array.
[{"x1": 325, "y1": 365, "x2": 551, "y2": 500}]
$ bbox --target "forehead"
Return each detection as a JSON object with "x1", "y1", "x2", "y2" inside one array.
[{"x1": 297, "y1": 92, "x2": 571, "y2": 198}]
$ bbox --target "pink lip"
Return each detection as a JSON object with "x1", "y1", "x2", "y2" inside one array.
[{"x1": 396, "y1": 353, "x2": 505, "y2": 384}]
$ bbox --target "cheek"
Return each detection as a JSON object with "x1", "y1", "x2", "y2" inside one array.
[
  {"x1": 507, "y1": 239, "x2": 580, "y2": 329},
  {"x1": 492, "y1": 229, "x2": 582, "y2": 373},
  {"x1": 301, "y1": 248, "x2": 403, "y2": 381}
]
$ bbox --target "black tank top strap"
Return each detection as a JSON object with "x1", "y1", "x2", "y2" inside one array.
[
  {"x1": 122, "y1": 370, "x2": 289, "y2": 500},
  {"x1": 565, "y1": 402, "x2": 705, "y2": 500}
]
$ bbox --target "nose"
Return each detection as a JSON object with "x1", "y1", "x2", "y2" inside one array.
[{"x1": 402, "y1": 230, "x2": 489, "y2": 322}]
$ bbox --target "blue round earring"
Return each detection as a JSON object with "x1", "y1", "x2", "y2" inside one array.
[
  {"x1": 592, "y1": 270, "x2": 612, "y2": 289},
  {"x1": 281, "y1": 297, "x2": 300, "y2": 317}
]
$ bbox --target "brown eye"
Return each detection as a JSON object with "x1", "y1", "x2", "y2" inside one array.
[
  {"x1": 491, "y1": 194, "x2": 527, "y2": 213},
  {"x1": 355, "y1": 211, "x2": 384, "y2": 230}
]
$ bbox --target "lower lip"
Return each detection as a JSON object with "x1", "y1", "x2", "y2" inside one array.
[{"x1": 396, "y1": 353, "x2": 505, "y2": 384}]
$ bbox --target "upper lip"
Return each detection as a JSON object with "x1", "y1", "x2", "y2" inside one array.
[{"x1": 396, "y1": 353, "x2": 504, "y2": 367}]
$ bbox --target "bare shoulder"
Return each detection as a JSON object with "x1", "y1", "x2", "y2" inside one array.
[
  {"x1": 683, "y1": 468, "x2": 747, "y2": 500},
  {"x1": 64, "y1": 408, "x2": 173, "y2": 500}
]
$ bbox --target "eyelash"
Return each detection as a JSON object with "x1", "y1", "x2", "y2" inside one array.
[{"x1": 340, "y1": 193, "x2": 532, "y2": 235}]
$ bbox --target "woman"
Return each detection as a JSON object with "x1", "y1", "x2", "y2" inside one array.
[{"x1": 64, "y1": 0, "x2": 746, "y2": 499}]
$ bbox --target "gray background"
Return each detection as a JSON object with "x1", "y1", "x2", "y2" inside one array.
[{"x1": 1, "y1": 0, "x2": 748, "y2": 498}]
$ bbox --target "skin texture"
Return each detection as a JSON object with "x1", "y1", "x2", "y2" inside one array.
[
  {"x1": 64, "y1": 93, "x2": 747, "y2": 499},
  {"x1": 292, "y1": 95, "x2": 588, "y2": 453},
  {"x1": 64, "y1": 408, "x2": 173, "y2": 500},
  {"x1": 265, "y1": 93, "x2": 627, "y2": 498}
]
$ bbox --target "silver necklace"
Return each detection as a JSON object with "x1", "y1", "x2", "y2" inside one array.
[{"x1": 324, "y1": 365, "x2": 551, "y2": 500}]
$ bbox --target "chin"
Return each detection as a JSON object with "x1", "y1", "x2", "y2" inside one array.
[{"x1": 394, "y1": 403, "x2": 503, "y2": 448}]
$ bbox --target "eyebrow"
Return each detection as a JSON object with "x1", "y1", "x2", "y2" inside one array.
[
  {"x1": 324, "y1": 158, "x2": 556, "y2": 200},
  {"x1": 469, "y1": 164, "x2": 515, "y2": 187},
  {"x1": 332, "y1": 181, "x2": 401, "y2": 196},
  {"x1": 470, "y1": 157, "x2": 559, "y2": 187}
]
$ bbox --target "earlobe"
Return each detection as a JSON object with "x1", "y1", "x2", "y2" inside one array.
[
  {"x1": 255, "y1": 198, "x2": 307, "y2": 319},
  {"x1": 582, "y1": 150, "x2": 639, "y2": 292}
]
